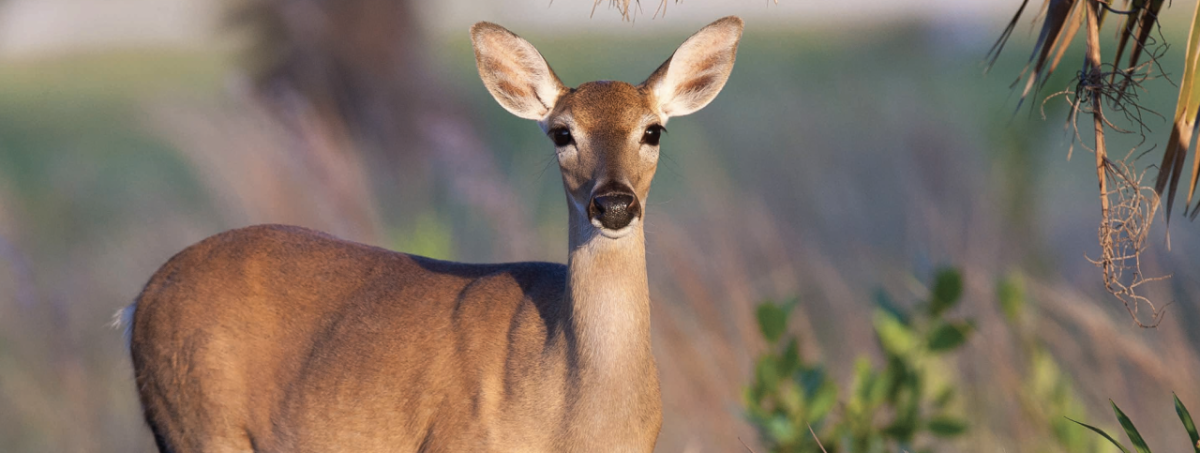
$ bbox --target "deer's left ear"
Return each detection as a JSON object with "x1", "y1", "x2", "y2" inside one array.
[
  {"x1": 641, "y1": 16, "x2": 743, "y2": 118},
  {"x1": 472, "y1": 22, "x2": 566, "y2": 120}
]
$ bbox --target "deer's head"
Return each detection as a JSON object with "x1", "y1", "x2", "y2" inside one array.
[{"x1": 472, "y1": 17, "x2": 743, "y2": 240}]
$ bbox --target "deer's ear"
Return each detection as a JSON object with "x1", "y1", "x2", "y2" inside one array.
[
  {"x1": 471, "y1": 22, "x2": 566, "y2": 120},
  {"x1": 641, "y1": 16, "x2": 743, "y2": 118}
]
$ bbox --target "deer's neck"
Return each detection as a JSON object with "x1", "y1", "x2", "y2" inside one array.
[
  {"x1": 564, "y1": 216, "x2": 655, "y2": 388},
  {"x1": 547, "y1": 211, "x2": 662, "y2": 446}
]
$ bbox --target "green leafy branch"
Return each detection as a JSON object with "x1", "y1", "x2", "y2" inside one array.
[{"x1": 744, "y1": 268, "x2": 973, "y2": 453}]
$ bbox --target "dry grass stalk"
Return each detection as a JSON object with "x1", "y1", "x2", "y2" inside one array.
[
  {"x1": 593, "y1": 0, "x2": 775, "y2": 21},
  {"x1": 594, "y1": 0, "x2": 661, "y2": 20}
]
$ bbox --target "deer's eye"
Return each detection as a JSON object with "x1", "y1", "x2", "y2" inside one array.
[
  {"x1": 642, "y1": 125, "x2": 666, "y2": 146},
  {"x1": 549, "y1": 127, "x2": 573, "y2": 147}
]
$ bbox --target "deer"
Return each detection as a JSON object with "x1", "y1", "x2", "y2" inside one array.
[{"x1": 126, "y1": 16, "x2": 742, "y2": 452}]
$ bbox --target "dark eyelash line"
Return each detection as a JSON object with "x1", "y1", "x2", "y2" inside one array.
[{"x1": 547, "y1": 125, "x2": 666, "y2": 147}]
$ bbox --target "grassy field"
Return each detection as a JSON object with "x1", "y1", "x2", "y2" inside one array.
[{"x1": 1, "y1": 17, "x2": 1198, "y2": 452}]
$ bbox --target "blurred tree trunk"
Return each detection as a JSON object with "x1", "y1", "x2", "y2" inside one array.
[
  {"x1": 230, "y1": 0, "x2": 536, "y2": 258},
  {"x1": 234, "y1": 0, "x2": 425, "y2": 155}
]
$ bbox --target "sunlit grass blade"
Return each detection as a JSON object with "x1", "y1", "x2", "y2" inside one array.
[
  {"x1": 1111, "y1": 400, "x2": 1152, "y2": 453},
  {"x1": 1067, "y1": 416, "x2": 1132, "y2": 453},
  {"x1": 1174, "y1": 393, "x2": 1200, "y2": 453},
  {"x1": 1155, "y1": 0, "x2": 1200, "y2": 224}
]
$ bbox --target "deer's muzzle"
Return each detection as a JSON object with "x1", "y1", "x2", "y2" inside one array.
[{"x1": 589, "y1": 190, "x2": 640, "y2": 231}]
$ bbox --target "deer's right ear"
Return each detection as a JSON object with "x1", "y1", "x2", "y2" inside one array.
[{"x1": 471, "y1": 22, "x2": 566, "y2": 120}]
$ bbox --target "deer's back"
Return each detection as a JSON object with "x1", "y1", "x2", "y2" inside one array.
[{"x1": 131, "y1": 224, "x2": 573, "y2": 451}]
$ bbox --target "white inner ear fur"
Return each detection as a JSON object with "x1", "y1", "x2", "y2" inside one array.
[
  {"x1": 646, "y1": 17, "x2": 743, "y2": 118},
  {"x1": 471, "y1": 23, "x2": 565, "y2": 120}
]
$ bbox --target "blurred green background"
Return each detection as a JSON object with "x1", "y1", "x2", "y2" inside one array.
[{"x1": 0, "y1": 0, "x2": 1198, "y2": 451}]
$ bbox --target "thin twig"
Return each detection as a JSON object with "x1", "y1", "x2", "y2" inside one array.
[
  {"x1": 737, "y1": 437, "x2": 757, "y2": 453},
  {"x1": 807, "y1": 423, "x2": 829, "y2": 453}
]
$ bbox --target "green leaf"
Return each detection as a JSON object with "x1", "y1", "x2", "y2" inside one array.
[
  {"x1": 780, "y1": 381, "x2": 803, "y2": 415},
  {"x1": 798, "y1": 367, "x2": 827, "y2": 398},
  {"x1": 874, "y1": 309, "x2": 917, "y2": 356},
  {"x1": 853, "y1": 356, "x2": 872, "y2": 381},
  {"x1": 927, "y1": 416, "x2": 968, "y2": 437},
  {"x1": 742, "y1": 386, "x2": 760, "y2": 410},
  {"x1": 746, "y1": 382, "x2": 765, "y2": 408},
  {"x1": 926, "y1": 321, "x2": 974, "y2": 353},
  {"x1": 884, "y1": 383, "x2": 922, "y2": 443},
  {"x1": 884, "y1": 355, "x2": 911, "y2": 402},
  {"x1": 851, "y1": 356, "x2": 887, "y2": 409},
  {"x1": 755, "y1": 355, "x2": 780, "y2": 391},
  {"x1": 852, "y1": 358, "x2": 874, "y2": 398},
  {"x1": 929, "y1": 268, "x2": 963, "y2": 317},
  {"x1": 873, "y1": 288, "x2": 909, "y2": 325},
  {"x1": 1176, "y1": 393, "x2": 1200, "y2": 453},
  {"x1": 867, "y1": 370, "x2": 888, "y2": 407},
  {"x1": 933, "y1": 386, "x2": 956, "y2": 409},
  {"x1": 779, "y1": 338, "x2": 800, "y2": 378},
  {"x1": 1111, "y1": 400, "x2": 1152, "y2": 453},
  {"x1": 1067, "y1": 416, "x2": 1132, "y2": 453},
  {"x1": 807, "y1": 380, "x2": 838, "y2": 422},
  {"x1": 883, "y1": 418, "x2": 918, "y2": 443},
  {"x1": 997, "y1": 274, "x2": 1025, "y2": 323},
  {"x1": 756, "y1": 302, "x2": 790, "y2": 344},
  {"x1": 767, "y1": 414, "x2": 797, "y2": 443}
]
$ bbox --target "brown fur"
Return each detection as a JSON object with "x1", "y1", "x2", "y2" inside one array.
[
  {"x1": 130, "y1": 17, "x2": 742, "y2": 453},
  {"x1": 132, "y1": 225, "x2": 647, "y2": 451}
]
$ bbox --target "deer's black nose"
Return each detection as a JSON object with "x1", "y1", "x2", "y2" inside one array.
[{"x1": 589, "y1": 193, "x2": 639, "y2": 230}]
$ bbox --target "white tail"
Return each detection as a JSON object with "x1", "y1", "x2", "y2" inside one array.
[
  {"x1": 129, "y1": 16, "x2": 742, "y2": 452},
  {"x1": 112, "y1": 302, "x2": 136, "y2": 349}
]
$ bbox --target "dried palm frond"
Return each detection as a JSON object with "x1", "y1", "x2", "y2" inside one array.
[
  {"x1": 994, "y1": 0, "x2": 1198, "y2": 226},
  {"x1": 987, "y1": 0, "x2": 1082, "y2": 112},
  {"x1": 989, "y1": 0, "x2": 1179, "y2": 326}
]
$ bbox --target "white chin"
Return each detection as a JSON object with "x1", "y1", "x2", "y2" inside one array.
[{"x1": 592, "y1": 218, "x2": 639, "y2": 239}]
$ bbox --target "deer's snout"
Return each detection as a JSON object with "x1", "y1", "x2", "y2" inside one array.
[{"x1": 589, "y1": 191, "x2": 640, "y2": 231}]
